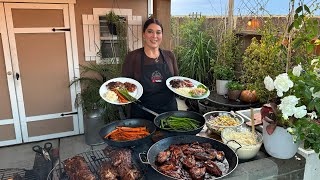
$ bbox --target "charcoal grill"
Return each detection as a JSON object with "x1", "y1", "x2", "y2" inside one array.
[
  {"x1": 0, "y1": 168, "x2": 39, "y2": 180},
  {"x1": 47, "y1": 149, "x2": 147, "y2": 180}
]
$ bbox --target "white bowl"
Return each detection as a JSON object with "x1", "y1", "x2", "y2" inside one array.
[
  {"x1": 203, "y1": 111, "x2": 244, "y2": 134},
  {"x1": 221, "y1": 126, "x2": 262, "y2": 160}
]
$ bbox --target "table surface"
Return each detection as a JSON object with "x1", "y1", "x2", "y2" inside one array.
[{"x1": 206, "y1": 92, "x2": 260, "y2": 108}]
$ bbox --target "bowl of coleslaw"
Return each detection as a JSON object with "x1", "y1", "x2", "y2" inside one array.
[
  {"x1": 203, "y1": 111, "x2": 244, "y2": 134},
  {"x1": 221, "y1": 126, "x2": 262, "y2": 160}
]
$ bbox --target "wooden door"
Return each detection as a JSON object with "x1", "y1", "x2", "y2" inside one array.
[
  {"x1": 0, "y1": 3, "x2": 22, "y2": 146},
  {"x1": 4, "y1": 3, "x2": 82, "y2": 143}
]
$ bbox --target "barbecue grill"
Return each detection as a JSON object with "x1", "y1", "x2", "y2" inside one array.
[
  {"x1": 47, "y1": 149, "x2": 147, "y2": 180},
  {"x1": 0, "y1": 168, "x2": 39, "y2": 180}
]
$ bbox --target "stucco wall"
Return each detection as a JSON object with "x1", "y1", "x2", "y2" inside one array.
[{"x1": 74, "y1": 0, "x2": 149, "y2": 65}]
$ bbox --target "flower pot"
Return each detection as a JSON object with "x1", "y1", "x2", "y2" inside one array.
[
  {"x1": 227, "y1": 90, "x2": 241, "y2": 101},
  {"x1": 262, "y1": 120, "x2": 299, "y2": 159},
  {"x1": 216, "y1": 80, "x2": 230, "y2": 95}
]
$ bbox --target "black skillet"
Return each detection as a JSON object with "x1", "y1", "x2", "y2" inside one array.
[
  {"x1": 99, "y1": 118, "x2": 156, "y2": 147},
  {"x1": 135, "y1": 103, "x2": 205, "y2": 136},
  {"x1": 140, "y1": 135, "x2": 239, "y2": 179}
]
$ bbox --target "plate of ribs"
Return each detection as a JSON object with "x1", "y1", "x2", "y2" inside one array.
[
  {"x1": 141, "y1": 135, "x2": 238, "y2": 180},
  {"x1": 99, "y1": 77, "x2": 143, "y2": 105},
  {"x1": 166, "y1": 76, "x2": 210, "y2": 99}
]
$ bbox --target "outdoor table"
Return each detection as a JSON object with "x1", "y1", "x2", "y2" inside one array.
[{"x1": 205, "y1": 91, "x2": 261, "y2": 111}]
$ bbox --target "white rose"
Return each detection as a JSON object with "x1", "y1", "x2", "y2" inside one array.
[
  {"x1": 274, "y1": 73, "x2": 293, "y2": 96},
  {"x1": 264, "y1": 76, "x2": 274, "y2": 91},
  {"x1": 294, "y1": 105, "x2": 307, "y2": 118},
  {"x1": 279, "y1": 96, "x2": 300, "y2": 119},
  {"x1": 292, "y1": 64, "x2": 302, "y2": 77}
]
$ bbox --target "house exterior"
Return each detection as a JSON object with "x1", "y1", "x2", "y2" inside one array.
[{"x1": 0, "y1": 0, "x2": 171, "y2": 147}]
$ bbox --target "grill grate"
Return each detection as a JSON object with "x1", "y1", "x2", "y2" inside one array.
[
  {"x1": 48, "y1": 149, "x2": 147, "y2": 180},
  {"x1": 0, "y1": 168, "x2": 39, "y2": 180}
]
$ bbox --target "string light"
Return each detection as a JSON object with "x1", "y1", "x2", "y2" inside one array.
[{"x1": 247, "y1": 19, "x2": 252, "y2": 26}]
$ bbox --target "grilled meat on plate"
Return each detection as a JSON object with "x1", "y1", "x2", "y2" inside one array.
[{"x1": 99, "y1": 163, "x2": 118, "y2": 180}]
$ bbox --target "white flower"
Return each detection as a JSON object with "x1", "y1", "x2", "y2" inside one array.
[
  {"x1": 311, "y1": 59, "x2": 319, "y2": 65},
  {"x1": 279, "y1": 96, "x2": 300, "y2": 119},
  {"x1": 307, "y1": 111, "x2": 318, "y2": 120},
  {"x1": 292, "y1": 64, "x2": 302, "y2": 77},
  {"x1": 287, "y1": 127, "x2": 295, "y2": 134},
  {"x1": 294, "y1": 105, "x2": 307, "y2": 118},
  {"x1": 274, "y1": 73, "x2": 293, "y2": 97},
  {"x1": 310, "y1": 87, "x2": 320, "y2": 98},
  {"x1": 264, "y1": 76, "x2": 274, "y2": 91}
]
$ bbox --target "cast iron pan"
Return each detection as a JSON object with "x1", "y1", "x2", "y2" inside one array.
[
  {"x1": 142, "y1": 135, "x2": 238, "y2": 179},
  {"x1": 135, "y1": 103, "x2": 205, "y2": 136},
  {"x1": 153, "y1": 111, "x2": 205, "y2": 136},
  {"x1": 99, "y1": 118, "x2": 156, "y2": 147}
]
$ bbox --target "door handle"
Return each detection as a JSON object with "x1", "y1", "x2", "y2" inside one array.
[{"x1": 16, "y1": 73, "x2": 20, "y2": 80}]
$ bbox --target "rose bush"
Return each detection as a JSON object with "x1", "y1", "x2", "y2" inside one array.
[{"x1": 262, "y1": 59, "x2": 320, "y2": 157}]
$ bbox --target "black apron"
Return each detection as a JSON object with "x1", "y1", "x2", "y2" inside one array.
[{"x1": 131, "y1": 48, "x2": 178, "y2": 120}]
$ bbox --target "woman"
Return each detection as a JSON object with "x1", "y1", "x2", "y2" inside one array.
[{"x1": 122, "y1": 18, "x2": 179, "y2": 120}]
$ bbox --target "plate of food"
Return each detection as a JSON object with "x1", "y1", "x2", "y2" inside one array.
[
  {"x1": 99, "y1": 77, "x2": 143, "y2": 105},
  {"x1": 166, "y1": 76, "x2": 210, "y2": 99}
]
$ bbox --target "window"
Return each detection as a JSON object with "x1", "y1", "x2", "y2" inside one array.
[{"x1": 82, "y1": 8, "x2": 143, "y2": 64}]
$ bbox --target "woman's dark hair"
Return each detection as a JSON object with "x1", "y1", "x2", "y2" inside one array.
[{"x1": 143, "y1": 18, "x2": 163, "y2": 32}]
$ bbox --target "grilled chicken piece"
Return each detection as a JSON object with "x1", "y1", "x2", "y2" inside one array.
[
  {"x1": 124, "y1": 82, "x2": 137, "y2": 92},
  {"x1": 107, "y1": 81, "x2": 125, "y2": 90},
  {"x1": 158, "y1": 161, "x2": 179, "y2": 172},
  {"x1": 200, "y1": 143, "x2": 212, "y2": 149},
  {"x1": 215, "y1": 151, "x2": 225, "y2": 162},
  {"x1": 194, "y1": 152, "x2": 215, "y2": 161},
  {"x1": 181, "y1": 155, "x2": 196, "y2": 169},
  {"x1": 183, "y1": 147, "x2": 205, "y2": 155},
  {"x1": 204, "y1": 160, "x2": 222, "y2": 177},
  {"x1": 189, "y1": 166, "x2": 206, "y2": 180},
  {"x1": 157, "y1": 150, "x2": 171, "y2": 164},
  {"x1": 99, "y1": 163, "x2": 118, "y2": 180},
  {"x1": 205, "y1": 149, "x2": 217, "y2": 160}
]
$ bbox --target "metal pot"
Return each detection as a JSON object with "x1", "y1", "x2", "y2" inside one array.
[
  {"x1": 99, "y1": 118, "x2": 156, "y2": 147},
  {"x1": 140, "y1": 135, "x2": 238, "y2": 179}
]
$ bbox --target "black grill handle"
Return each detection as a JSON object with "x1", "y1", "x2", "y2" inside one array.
[
  {"x1": 52, "y1": 28, "x2": 70, "y2": 32},
  {"x1": 60, "y1": 112, "x2": 78, "y2": 116}
]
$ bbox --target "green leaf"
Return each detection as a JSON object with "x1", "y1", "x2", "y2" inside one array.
[
  {"x1": 315, "y1": 102, "x2": 320, "y2": 113},
  {"x1": 304, "y1": 4, "x2": 311, "y2": 14},
  {"x1": 295, "y1": 6, "x2": 303, "y2": 14},
  {"x1": 288, "y1": 23, "x2": 294, "y2": 32}
]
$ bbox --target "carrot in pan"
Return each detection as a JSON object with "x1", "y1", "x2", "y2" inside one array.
[{"x1": 104, "y1": 126, "x2": 150, "y2": 141}]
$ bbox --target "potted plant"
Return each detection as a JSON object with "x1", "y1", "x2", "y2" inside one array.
[
  {"x1": 262, "y1": 60, "x2": 320, "y2": 159},
  {"x1": 105, "y1": 11, "x2": 121, "y2": 35},
  {"x1": 213, "y1": 64, "x2": 234, "y2": 95},
  {"x1": 70, "y1": 62, "x2": 121, "y2": 123},
  {"x1": 226, "y1": 81, "x2": 244, "y2": 101}
]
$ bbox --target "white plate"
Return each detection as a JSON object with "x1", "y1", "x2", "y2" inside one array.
[
  {"x1": 166, "y1": 76, "x2": 210, "y2": 99},
  {"x1": 99, "y1": 77, "x2": 143, "y2": 105}
]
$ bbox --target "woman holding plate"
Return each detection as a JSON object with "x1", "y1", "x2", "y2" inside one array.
[{"x1": 122, "y1": 18, "x2": 179, "y2": 120}]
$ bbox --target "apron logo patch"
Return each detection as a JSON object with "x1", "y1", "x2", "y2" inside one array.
[{"x1": 151, "y1": 70, "x2": 163, "y2": 83}]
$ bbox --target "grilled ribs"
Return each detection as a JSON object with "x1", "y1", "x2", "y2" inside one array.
[
  {"x1": 99, "y1": 163, "x2": 118, "y2": 180},
  {"x1": 63, "y1": 156, "x2": 96, "y2": 180}
]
